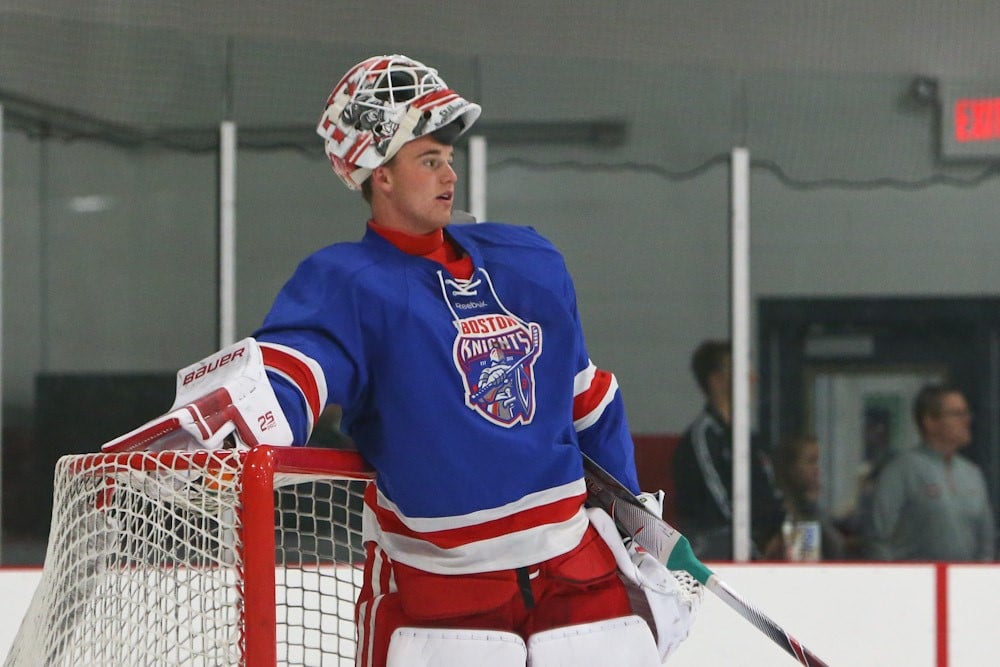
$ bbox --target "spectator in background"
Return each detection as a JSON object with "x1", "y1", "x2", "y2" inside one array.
[
  {"x1": 672, "y1": 340, "x2": 784, "y2": 559},
  {"x1": 868, "y1": 383, "x2": 995, "y2": 561},
  {"x1": 772, "y1": 434, "x2": 846, "y2": 560}
]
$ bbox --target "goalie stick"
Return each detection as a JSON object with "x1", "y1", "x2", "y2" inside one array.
[
  {"x1": 470, "y1": 323, "x2": 542, "y2": 404},
  {"x1": 582, "y1": 453, "x2": 832, "y2": 667}
]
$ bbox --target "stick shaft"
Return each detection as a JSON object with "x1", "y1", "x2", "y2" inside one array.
[{"x1": 706, "y1": 578, "x2": 830, "y2": 667}]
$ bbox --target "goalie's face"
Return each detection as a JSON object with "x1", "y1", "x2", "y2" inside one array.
[{"x1": 370, "y1": 134, "x2": 458, "y2": 235}]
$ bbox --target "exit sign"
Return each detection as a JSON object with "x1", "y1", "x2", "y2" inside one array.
[
  {"x1": 954, "y1": 97, "x2": 1000, "y2": 142},
  {"x1": 941, "y1": 82, "x2": 1000, "y2": 159}
]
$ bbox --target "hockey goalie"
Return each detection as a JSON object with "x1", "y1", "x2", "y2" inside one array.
[{"x1": 100, "y1": 53, "x2": 702, "y2": 666}]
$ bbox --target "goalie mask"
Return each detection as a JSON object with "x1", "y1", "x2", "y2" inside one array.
[{"x1": 317, "y1": 55, "x2": 482, "y2": 190}]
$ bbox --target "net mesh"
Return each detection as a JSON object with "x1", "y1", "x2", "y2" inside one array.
[
  {"x1": 274, "y1": 480, "x2": 366, "y2": 665},
  {"x1": 4, "y1": 449, "x2": 369, "y2": 667}
]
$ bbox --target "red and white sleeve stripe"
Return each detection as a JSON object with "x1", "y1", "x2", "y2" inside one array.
[
  {"x1": 258, "y1": 342, "x2": 328, "y2": 434},
  {"x1": 572, "y1": 360, "x2": 619, "y2": 432}
]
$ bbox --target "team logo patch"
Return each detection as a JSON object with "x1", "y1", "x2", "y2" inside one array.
[{"x1": 453, "y1": 316, "x2": 542, "y2": 427}]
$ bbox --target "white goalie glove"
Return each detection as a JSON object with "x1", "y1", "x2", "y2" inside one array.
[
  {"x1": 588, "y1": 505, "x2": 703, "y2": 664},
  {"x1": 636, "y1": 490, "x2": 666, "y2": 518},
  {"x1": 101, "y1": 338, "x2": 294, "y2": 453}
]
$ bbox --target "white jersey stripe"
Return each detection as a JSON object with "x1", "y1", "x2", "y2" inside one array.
[
  {"x1": 573, "y1": 374, "x2": 619, "y2": 432},
  {"x1": 258, "y1": 341, "x2": 329, "y2": 430},
  {"x1": 364, "y1": 503, "x2": 590, "y2": 575},
  {"x1": 573, "y1": 360, "x2": 598, "y2": 397},
  {"x1": 372, "y1": 479, "x2": 584, "y2": 533}
]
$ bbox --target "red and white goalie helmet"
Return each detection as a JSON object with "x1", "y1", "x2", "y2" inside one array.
[{"x1": 316, "y1": 54, "x2": 482, "y2": 190}]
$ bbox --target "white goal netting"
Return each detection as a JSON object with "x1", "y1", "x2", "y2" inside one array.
[{"x1": 4, "y1": 447, "x2": 372, "y2": 667}]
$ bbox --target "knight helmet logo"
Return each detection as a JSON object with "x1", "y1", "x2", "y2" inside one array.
[{"x1": 453, "y1": 317, "x2": 542, "y2": 427}]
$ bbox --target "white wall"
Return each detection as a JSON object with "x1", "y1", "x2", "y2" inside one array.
[{"x1": 1, "y1": 562, "x2": 997, "y2": 666}]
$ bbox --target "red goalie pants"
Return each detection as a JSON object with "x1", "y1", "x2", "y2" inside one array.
[{"x1": 354, "y1": 524, "x2": 633, "y2": 667}]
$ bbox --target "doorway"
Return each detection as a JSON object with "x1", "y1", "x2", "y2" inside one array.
[{"x1": 758, "y1": 297, "x2": 1000, "y2": 523}]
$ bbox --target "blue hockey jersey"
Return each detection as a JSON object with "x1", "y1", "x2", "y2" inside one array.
[{"x1": 254, "y1": 222, "x2": 640, "y2": 574}]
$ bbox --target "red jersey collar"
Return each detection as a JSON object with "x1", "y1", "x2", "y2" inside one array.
[{"x1": 368, "y1": 220, "x2": 445, "y2": 256}]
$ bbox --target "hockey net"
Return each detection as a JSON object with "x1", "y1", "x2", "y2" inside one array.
[{"x1": 4, "y1": 446, "x2": 374, "y2": 667}]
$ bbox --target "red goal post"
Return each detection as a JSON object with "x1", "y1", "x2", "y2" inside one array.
[{"x1": 5, "y1": 446, "x2": 374, "y2": 667}]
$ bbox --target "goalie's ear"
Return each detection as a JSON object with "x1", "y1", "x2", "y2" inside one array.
[
  {"x1": 369, "y1": 163, "x2": 394, "y2": 198},
  {"x1": 101, "y1": 338, "x2": 294, "y2": 453}
]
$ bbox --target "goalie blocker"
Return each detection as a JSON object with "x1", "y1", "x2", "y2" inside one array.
[{"x1": 102, "y1": 338, "x2": 294, "y2": 453}]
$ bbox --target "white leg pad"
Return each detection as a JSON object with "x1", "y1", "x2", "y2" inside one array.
[
  {"x1": 387, "y1": 627, "x2": 527, "y2": 667},
  {"x1": 527, "y1": 615, "x2": 661, "y2": 667}
]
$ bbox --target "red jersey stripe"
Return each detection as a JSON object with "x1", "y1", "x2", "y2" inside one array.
[
  {"x1": 367, "y1": 492, "x2": 587, "y2": 550},
  {"x1": 260, "y1": 344, "x2": 324, "y2": 427},
  {"x1": 573, "y1": 367, "x2": 614, "y2": 422}
]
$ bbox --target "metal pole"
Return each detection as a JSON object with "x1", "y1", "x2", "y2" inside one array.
[
  {"x1": 468, "y1": 135, "x2": 487, "y2": 222},
  {"x1": 219, "y1": 121, "x2": 237, "y2": 348},
  {"x1": 730, "y1": 146, "x2": 751, "y2": 562}
]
